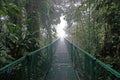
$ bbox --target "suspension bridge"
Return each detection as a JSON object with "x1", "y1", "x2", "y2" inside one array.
[{"x1": 0, "y1": 39, "x2": 120, "y2": 80}]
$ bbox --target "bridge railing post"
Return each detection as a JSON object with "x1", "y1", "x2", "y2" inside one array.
[
  {"x1": 90, "y1": 58, "x2": 95, "y2": 80},
  {"x1": 84, "y1": 54, "x2": 87, "y2": 80},
  {"x1": 71, "y1": 43, "x2": 74, "y2": 66},
  {"x1": 21, "y1": 58, "x2": 27, "y2": 80},
  {"x1": 26, "y1": 54, "x2": 34, "y2": 80}
]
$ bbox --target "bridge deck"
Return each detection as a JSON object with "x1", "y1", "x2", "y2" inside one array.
[{"x1": 46, "y1": 40, "x2": 79, "y2": 80}]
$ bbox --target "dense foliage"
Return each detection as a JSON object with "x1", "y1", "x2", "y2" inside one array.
[
  {"x1": 0, "y1": 0, "x2": 58, "y2": 67},
  {"x1": 65, "y1": 0, "x2": 120, "y2": 72}
]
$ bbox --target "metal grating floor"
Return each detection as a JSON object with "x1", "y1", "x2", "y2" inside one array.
[{"x1": 45, "y1": 40, "x2": 79, "y2": 80}]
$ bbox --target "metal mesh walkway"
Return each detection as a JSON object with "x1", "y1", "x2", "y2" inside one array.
[{"x1": 45, "y1": 40, "x2": 78, "y2": 80}]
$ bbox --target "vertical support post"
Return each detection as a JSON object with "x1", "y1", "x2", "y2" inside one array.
[
  {"x1": 50, "y1": 44, "x2": 53, "y2": 63},
  {"x1": 84, "y1": 54, "x2": 87, "y2": 80},
  {"x1": 47, "y1": 46, "x2": 50, "y2": 65},
  {"x1": 74, "y1": 47, "x2": 77, "y2": 68},
  {"x1": 47, "y1": 45, "x2": 51, "y2": 71},
  {"x1": 95, "y1": 61, "x2": 100, "y2": 80},
  {"x1": 49, "y1": 45, "x2": 52, "y2": 64},
  {"x1": 71, "y1": 44, "x2": 74, "y2": 65},
  {"x1": 34, "y1": 54, "x2": 38, "y2": 80},
  {"x1": 90, "y1": 59, "x2": 95, "y2": 80},
  {"x1": 21, "y1": 60, "x2": 26, "y2": 80},
  {"x1": 26, "y1": 55, "x2": 33, "y2": 80}
]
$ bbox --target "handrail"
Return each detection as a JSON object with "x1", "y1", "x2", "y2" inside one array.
[
  {"x1": 0, "y1": 57, "x2": 25, "y2": 73},
  {"x1": 96, "y1": 60, "x2": 120, "y2": 78},
  {"x1": 0, "y1": 38, "x2": 59, "y2": 80},
  {"x1": 65, "y1": 39, "x2": 95, "y2": 59},
  {"x1": 28, "y1": 38, "x2": 59, "y2": 56},
  {"x1": 65, "y1": 38, "x2": 120, "y2": 80}
]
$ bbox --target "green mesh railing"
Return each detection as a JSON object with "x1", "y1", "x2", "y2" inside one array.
[
  {"x1": 65, "y1": 39, "x2": 120, "y2": 80},
  {"x1": 0, "y1": 39, "x2": 59, "y2": 80}
]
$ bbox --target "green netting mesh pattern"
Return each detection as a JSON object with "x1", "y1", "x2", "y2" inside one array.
[
  {"x1": 65, "y1": 39, "x2": 120, "y2": 80},
  {"x1": 0, "y1": 39, "x2": 58, "y2": 80}
]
